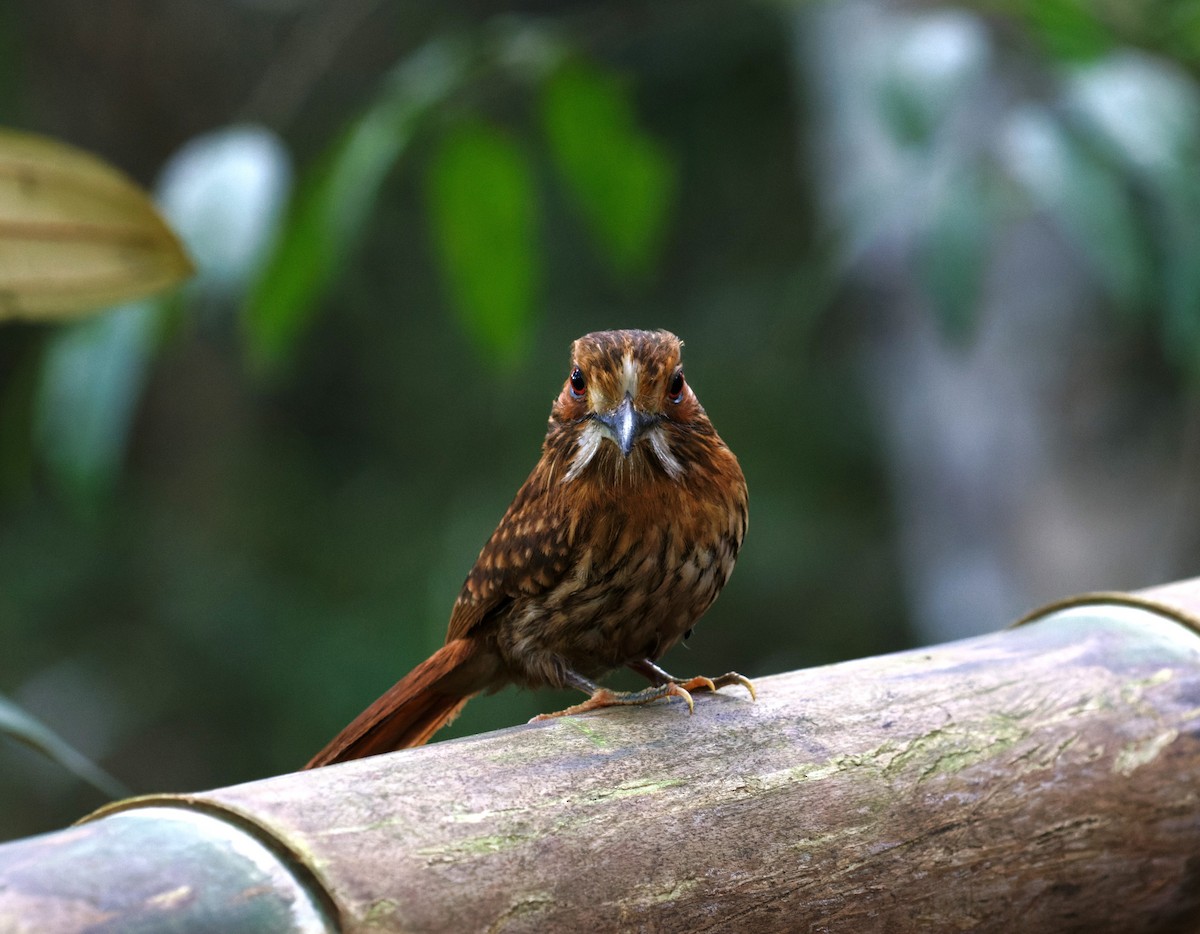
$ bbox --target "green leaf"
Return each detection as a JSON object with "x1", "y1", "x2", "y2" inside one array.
[
  {"x1": 35, "y1": 300, "x2": 160, "y2": 506},
  {"x1": 916, "y1": 171, "x2": 993, "y2": 343},
  {"x1": 1003, "y1": 106, "x2": 1150, "y2": 314},
  {"x1": 426, "y1": 122, "x2": 539, "y2": 367},
  {"x1": 0, "y1": 129, "x2": 193, "y2": 321},
  {"x1": 243, "y1": 38, "x2": 472, "y2": 372},
  {"x1": 1157, "y1": 186, "x2": 1200, "y2": 377},
  {"x1": 1022, "y1": 0, "x2": 1113, "y2": 62},
  {"x1": 541, "y1": 60, "x2": 676, "y2": 279},
  {"x1": 879, "y1": 14, "x2": 990, "y2": 150},
  {"x1": 1064, "y1": 55, "x2": 1200, "y2": 376},
  {"x1": 0, "y1": 692, "x2": 129, "y2": 800}
]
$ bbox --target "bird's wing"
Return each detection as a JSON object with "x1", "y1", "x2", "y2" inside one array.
[{"x1": 445, "y1": 474, "x2": 577, "y2": 642}]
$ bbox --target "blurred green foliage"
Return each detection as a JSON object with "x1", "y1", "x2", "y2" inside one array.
[
  {"x1": 916, "y1": 169, "x2": 994, "y2": 342},
  {"x1": 427, "y1": 120, "x2": 540, "y2": 366},
  {"x1": 1022, "y1": 0, "x2": 1115, "y2": 61},
  {"x1": 541, "y1": 59, "x2": 677, "y2": 279},
  {"x1": 2, "y1": 6, "x2": 886, "y2": 844},
  {"x1": 1003, "y1": 104, "x2": 1152, "y2": 315},
  {"x1": 35, "y1": 302, "x2": 161, "y2": 508},
  {"x1": 245, "y1": 38, "x2": 473, "y2": 371},
  {"x1": 0, "y1": 692, "x2": 127, "y2": 800}
]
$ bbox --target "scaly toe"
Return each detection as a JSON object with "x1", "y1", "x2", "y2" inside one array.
[
  {"x1": 530, "y1": 687, "x2": 621, "y2": 721},
  {"x1": 662, "y1": 681, "x2": 696, "y2": 714},
  {"x1": 673, "y1": 676, "x2": 718, "y2": 695},
  {"x1": 711, "y1": 672, "x2": 756, "y2": 700},
  {"x1": 670, "y1": 672, "x2": 756, "y2": 701},
  {"x1": 531, "y1": 682, "x2": 699, "y2": 722}
]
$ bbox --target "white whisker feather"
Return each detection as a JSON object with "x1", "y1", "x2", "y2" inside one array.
[
  {"x1": 648, "y1": 427, "x2": 684, "y2": 480},
  {"x1": 563, "y1": 422, "x2": 603, "y2": 482}
]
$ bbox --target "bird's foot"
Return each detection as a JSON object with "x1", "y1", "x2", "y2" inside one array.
[
  {"x1": 670, "y1": 671, "x2": 756, "y2": 701},
  {"x1": 626, "y1": 659, "x2": 756, "y2": 702},
  {"x1": 530, "y1": 681, "x2": 698, "y2": 722}
]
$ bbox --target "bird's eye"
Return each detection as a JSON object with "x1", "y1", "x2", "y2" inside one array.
[
  {"x1": 667, "y1": 370, "x2": 685, "y2": 403},
  {"x1": 569, "y1": 367, "x2": 587, "y2": 398}
]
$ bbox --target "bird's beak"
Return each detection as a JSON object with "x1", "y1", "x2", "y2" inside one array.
[{"x1": 597, "y1": 394, "x2": 654, "y2": 457}]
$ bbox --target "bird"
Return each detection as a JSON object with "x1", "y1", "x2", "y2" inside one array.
[{"x1": 306, "y1": 328, "x2": 751, "y2": 768}]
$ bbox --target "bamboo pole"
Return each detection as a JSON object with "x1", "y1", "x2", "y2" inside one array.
[{"x1": 2, "y1": 583, "x2": 1200, "y2": 933}]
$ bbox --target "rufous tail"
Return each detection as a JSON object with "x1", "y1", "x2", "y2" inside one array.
[{"x1": 306, "y1": 639, "x2": 478, "y2": 768}]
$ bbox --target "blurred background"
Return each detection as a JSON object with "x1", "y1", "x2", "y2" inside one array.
[{"x1": 3, "y1": 0, "x2": 1200, "y2": 841}]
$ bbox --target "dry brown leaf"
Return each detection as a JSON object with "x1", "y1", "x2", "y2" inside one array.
[{"x1": 0, "y1": 128, "x2": 193, "y2": 320}]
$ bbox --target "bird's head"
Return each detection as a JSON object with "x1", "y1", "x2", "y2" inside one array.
[{"x1": 549, "y1": 329, "x2": 710, "y2": 482}]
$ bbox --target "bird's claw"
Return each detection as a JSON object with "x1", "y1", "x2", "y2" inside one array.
[
  {"x1": 673, "y1": 671, "x2": 756, "y2": 701},
  {"x1": 663, "y1": 681, "x2": 697, "y2": 714}
]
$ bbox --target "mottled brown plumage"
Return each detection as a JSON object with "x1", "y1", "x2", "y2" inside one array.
[{"x1": 307, "y1": 329, "x2": 751, "y2": 768}]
